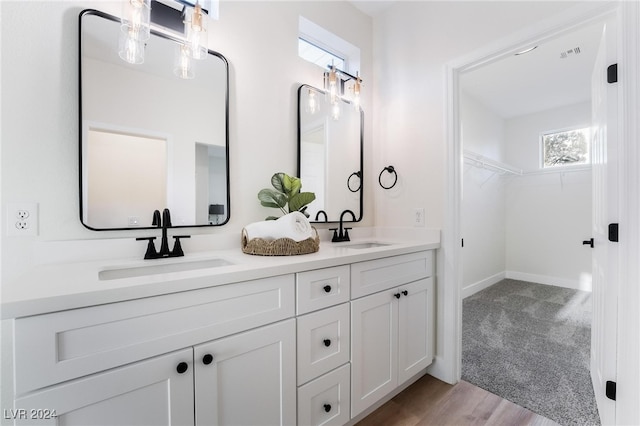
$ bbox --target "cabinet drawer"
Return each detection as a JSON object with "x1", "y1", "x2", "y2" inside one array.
[
  {"x1": 297, "y1": 265, "x2": 350, "y2": 314},
  {"x1": 351, "y1": 251, "x2": 433, "y2": 299},
  {"x1": 14, "y1": 275, "x2": 294, "y2": 395},
  {"x1": 297, "y1": 364, "x2": 351, "y2": 426},
  {"x1": 297, "y1": 303, "x2": 350, "y2": 385}
]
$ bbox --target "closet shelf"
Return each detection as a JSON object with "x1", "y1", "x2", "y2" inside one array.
[{"x1": 463, "y1": 150, "x2": 522, "y2": 176}]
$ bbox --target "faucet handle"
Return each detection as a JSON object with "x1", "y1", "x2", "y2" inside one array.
[
  {"x1": 329, "y1": 228, "x2": 339, "y2": 242},
  {"x1": 170, "y1": 235, "x2": 191, "y2": 257},
  {"x1": 136, "y1": 237, "x2": 158, "y2": 259},
  {"x1": 152, "y1": 210, "x2": 162, "y2": 227},
  {"x1": 343, "y1": 227, "x2": 352, "y2": 241}
]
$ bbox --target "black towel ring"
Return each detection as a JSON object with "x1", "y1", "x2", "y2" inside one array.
[
  {"x1": 378, "y1": 166, "x2": 397, "y2": 189},
  {"x1": 347, "y1": 171, "x2": 362, "y2": 192}
]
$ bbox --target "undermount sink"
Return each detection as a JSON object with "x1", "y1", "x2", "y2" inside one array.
[
  {"x1": 344, "y1": 242, "x2": 391, "y2": 249},
  {"x1": 99, "y1": 258, "x2": 234, "y2": 281}
]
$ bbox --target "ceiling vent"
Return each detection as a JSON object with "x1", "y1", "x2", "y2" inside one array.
[{"x1": 560, "y1": 47, "x2": 581, "y2": 59}]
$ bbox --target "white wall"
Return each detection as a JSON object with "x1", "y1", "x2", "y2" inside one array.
[
  {"x1": 460, "y1": 93, "x2": 506, "y2": 296},
  {"x1": 0, "y1": 0, "x2": 373, "y2": 282},
  {"x1": 504, "y1": 102, "x2": 592, "y2": 290}
]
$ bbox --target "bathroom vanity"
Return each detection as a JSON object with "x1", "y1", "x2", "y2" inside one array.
[{"x1": 2, "y1": 237, "x2": 438, "y2": 426}]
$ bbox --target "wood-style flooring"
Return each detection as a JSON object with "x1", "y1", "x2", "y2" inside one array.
[{"x1": 356, "y1": 374, "x2": 559, "y2": 426}]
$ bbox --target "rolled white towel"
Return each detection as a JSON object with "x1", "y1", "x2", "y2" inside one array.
[{"x1": 244, "y1": 212, "x2": 313, "y2": 242}]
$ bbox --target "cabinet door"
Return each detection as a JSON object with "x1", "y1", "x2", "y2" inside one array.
[
  {"x1": 13, "y1": 349, "x2": 194, "y2": 426},
  {"x1": 350, "y1": 290, "x2": 398, "y2": 417},
  {"x1": 397, "y1": 277, "x2": 434, "y2": 384},
  {"x1": 194, "y1": 319, "x2": 296, "y2": 426}
]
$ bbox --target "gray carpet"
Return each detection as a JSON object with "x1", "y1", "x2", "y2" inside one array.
[{"x1": 462, "y1": 279, "x2": 600, "y2": 426}]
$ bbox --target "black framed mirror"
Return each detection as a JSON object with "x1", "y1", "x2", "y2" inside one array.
[
  {"x1": 297, "y1": 84, "x2": 363, "y2": 223},
  {"x1": 79, "y1": 9, "x2": 229, "y2": 230}
]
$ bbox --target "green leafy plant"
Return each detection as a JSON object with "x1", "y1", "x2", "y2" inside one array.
[{"x1": 258, "y1": 172, "x2": 316, "y2": 220}]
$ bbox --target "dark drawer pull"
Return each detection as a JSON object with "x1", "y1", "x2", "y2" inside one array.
[
  {"x1": 402, "y1": 290, "x2": 408, "y2": 296},
  {"x1": 394, "y1": 293, "x2": 401, "y2": 299},
  {"x1": 323, "y1": 339, "x2": 331, "y2": 347},
  {"x1": 202, "y1": 354, "x2": 214, "y2": 365},
  {"x1": 323, "y1": 404, "x2": 332, "y2": 413},
  {"x1": 176, "y1": 362, "x2": 189, "y2": 374},
  {"x1": 323, "y1": 285, "x2": 332, "y2": 293}
]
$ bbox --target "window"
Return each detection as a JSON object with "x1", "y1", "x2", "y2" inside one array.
[
  {"x1": 298, "y1": 38, "x2": 345, "y2": 70},
  {"x1": 541, "y1": 128, "x2": 590, "y2": 168},
  {"x1": 298, "y1": 16, "x2": 360, "y2": 73}
]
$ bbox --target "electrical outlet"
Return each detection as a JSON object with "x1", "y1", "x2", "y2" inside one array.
[
  {"x1": 6, "y1": 203, "x2": 38, "y2": 236},
  {"x1": 414, "y1": 208, "x2": 425, "y2": 227}
]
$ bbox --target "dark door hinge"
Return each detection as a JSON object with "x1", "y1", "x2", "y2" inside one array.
[
  {"x1": 609, "y1": 223, "x2": 619, "y2": 242},
  {"x1": 607, "y1": 64, "x2": 618, "y2": 84},
  {"x1": 606, "y1": 380, "x2": 617, "y2": 401}
]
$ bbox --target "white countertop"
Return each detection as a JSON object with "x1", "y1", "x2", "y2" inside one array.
[{"x1": 1, "y1": 232, "x2": 440, "y2": 320}]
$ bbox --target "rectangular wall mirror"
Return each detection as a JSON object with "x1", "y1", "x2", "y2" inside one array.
[
  {"x1": 79, "y1": 9, "x2": 229, "y2": 230},
  {"x1": 297, "y1": 84, "x2": 363, "y2": 223}
]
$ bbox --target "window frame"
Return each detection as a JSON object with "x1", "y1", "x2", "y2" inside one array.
[
  {"x1": 298, "y1": 16, "x2": 360, "y2": 75},
  {"x1": 540, "y1": 126, "x2": 591, "y2": 170}
]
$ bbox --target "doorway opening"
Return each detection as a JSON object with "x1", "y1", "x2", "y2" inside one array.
[{"x1": 445, "y1": 5, "x2": 620, "y2": 425}]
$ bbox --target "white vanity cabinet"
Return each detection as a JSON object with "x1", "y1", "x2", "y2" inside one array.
[
  {"x1": 350, "y1": 252, "x2": 435, "y2": 417},
  {"x1": 6, "y1": 245, "x2": 438, "y2": 426},
  {"x1": 10, "y1": 275, "x2": 296, "y2": 426}
]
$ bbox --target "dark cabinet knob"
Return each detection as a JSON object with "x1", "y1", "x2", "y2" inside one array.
[
  {"x1": 323, "y1": 285, "x2": 332, "y2": 293},
  {"x1": 402, "y1": 290, "x2": 408, "y2": 296},
  {"x1": 394, "y1": 293, "x2": 401, "y2": 299},
  {"x1": 202, "y1": 354, "x2": 214, "y2": 365},
  {"x1": 176, "y1": 362, "x2": 189, "y2": 374},
  {"x1": 323, "y1": 404, "x2": 332, "y2": 413},
  {"x1": 323, "y1": 339, "x2": 331, "y2": 347}
]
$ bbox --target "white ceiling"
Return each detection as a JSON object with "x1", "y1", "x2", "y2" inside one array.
[{"x1": 461, "y1": 21, "x2": 604, "y2": 119}]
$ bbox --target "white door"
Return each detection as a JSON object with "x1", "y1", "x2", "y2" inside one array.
[
  {"x1": 193, "y1": 319, "x2": 296, "y2": 426},
  {"x1": 350, "y1": 290, "x2": 398, "y2": 417},
  {"x1": 397, "y1": 278, "x2": 434, "y2": 384},
  {"x1": 590, "y1": 17, "x2": 618, "y2": 426},
  {"x1": 14, "y1": 349, "x2": 195, "y2": 426}
]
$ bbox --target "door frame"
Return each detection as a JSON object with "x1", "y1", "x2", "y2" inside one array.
[{"x1": 441, "y1": 2, "x2": 640, "y2": 423}]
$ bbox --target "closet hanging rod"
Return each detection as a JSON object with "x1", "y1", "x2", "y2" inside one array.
[{"x1": 463, "y1": 150, "x2": 522, "y2": 176}]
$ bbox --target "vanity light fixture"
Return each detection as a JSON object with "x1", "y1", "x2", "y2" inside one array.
[
  {"x1": 351, "y1": 71, "x2": 361, "y2": 111},
  {"x1": 331, "y1": 99, "x2": 341, "y2": 121},
  {"x1": 119, "y1": 0, "x2": 151, "y2": 64},
  {"x1": 174, "y1": 44, "x2": 195, "y2": 79},
  {"x1": 323, "y1": 63, "x2": 364, "y2": 119},
  {"x1": 118, "y1": 27, "x2": 146, "y2": 64},
  {"x1": 121, "y1": 0, "x2": 151, "y2": 41},
  {"x1": 183, "y1": 1, "x2": 208, "y2": 60},
  {"x1": 306, "y1": 89, "x2": 321, "y2": 114}
]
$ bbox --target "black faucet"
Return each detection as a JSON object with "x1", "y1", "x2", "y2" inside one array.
[
  {"x1": 136, "y1": 208, "x2": 190, "y2": 259},
  {"x1": 330, "y1": 209, "x2": 356, "y2": 242},
  {"x1": 314, "y1": 210, "x2": 328, "y2": 222}
]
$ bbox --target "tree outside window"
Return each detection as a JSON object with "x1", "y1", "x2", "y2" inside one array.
[{"x1": 542, "y1": 128, "x2": 590, "y2": 168}]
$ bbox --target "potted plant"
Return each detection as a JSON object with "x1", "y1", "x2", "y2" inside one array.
[{"x1": 258, "y1": 172, "x2": 316, "y2": 220}]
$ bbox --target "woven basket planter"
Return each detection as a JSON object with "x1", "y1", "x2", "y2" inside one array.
[{"x1": 241, "y1": 227, "x2": 319, "y2": 256}]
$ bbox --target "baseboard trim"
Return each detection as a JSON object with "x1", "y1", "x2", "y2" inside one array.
[
  {"x1": 462, "y1": 272, "x2": 506, "y2": 299},
  {"x1": 505, "y1": 271, "x2": 591, "y2": 291}
]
